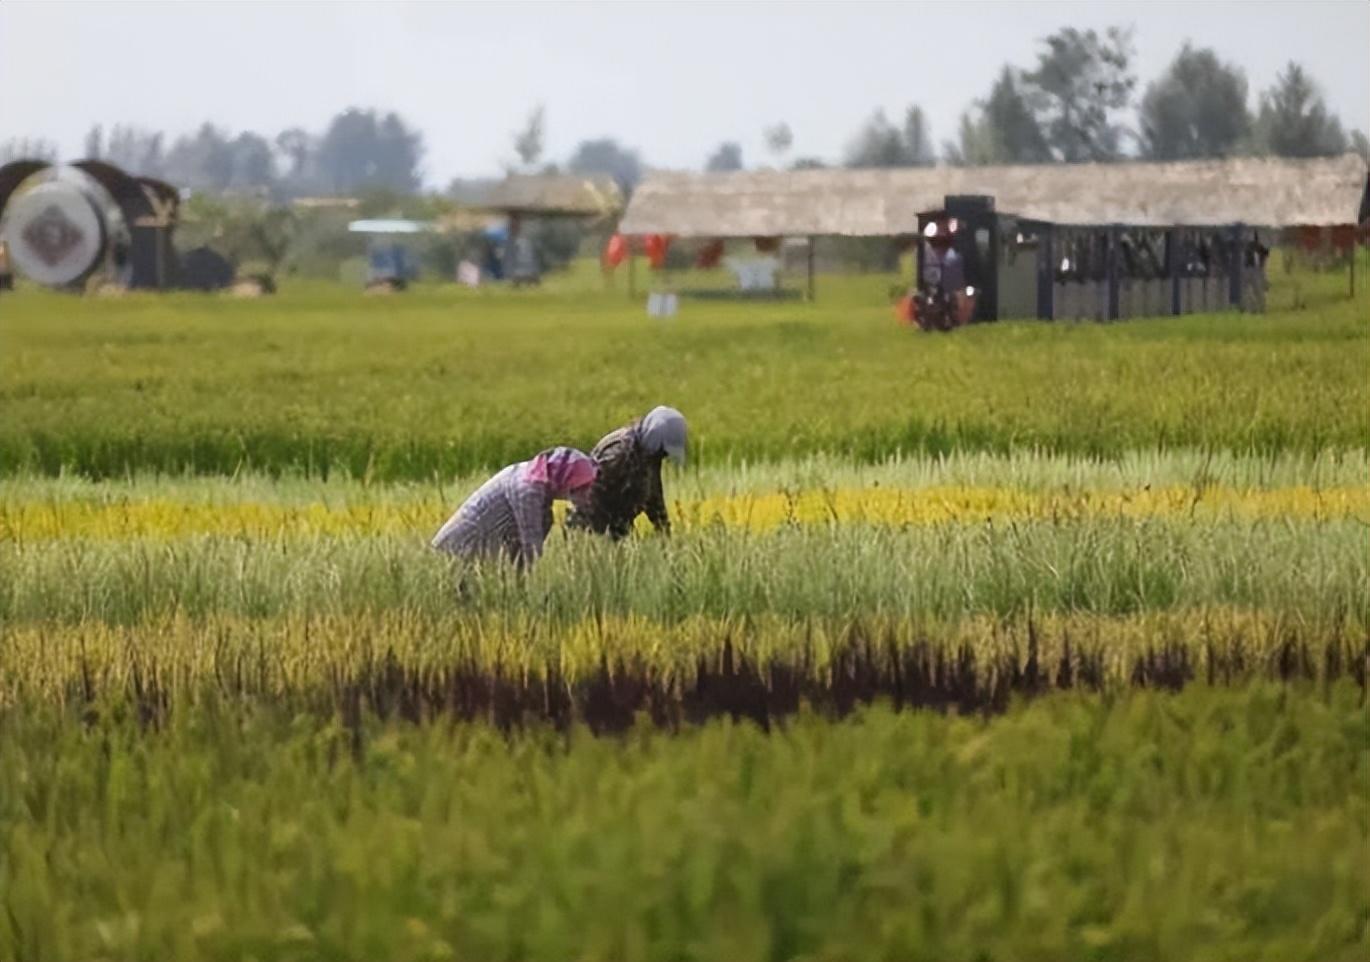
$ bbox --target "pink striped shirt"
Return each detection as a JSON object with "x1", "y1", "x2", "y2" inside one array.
[{"x1": 431, "y1": 463, "x2": 554, "y2": 566}]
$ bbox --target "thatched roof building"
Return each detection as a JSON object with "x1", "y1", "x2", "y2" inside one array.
[
  {"x1": 619, "y1": 154, "x2": 1369, "y2": 237},
  {"x1": 460, "y1": 174, "x2": 623, "y2": 218}
]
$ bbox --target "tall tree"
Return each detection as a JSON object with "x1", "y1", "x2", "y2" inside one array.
[
  {"x1": 83, "y1": 125, "x2": 103, "y2": 160},
  {"x1": 704, "y1": 141, "x2": 744, "y2": 172},
  {"x1": 901, "y1": 106, "x2": 935, "y2": 166},
  {"x1": 1139, "y1": 44, "x2": 1251, "y2": 160},
  {"x1": 566, "y1": 137, "x2": 643, "y2": 194},
  {"x1": 1351, "y1": 129, "x2": 1370, "y2": 164},
  {"x1": 943, "y1": 112, "x2": 998, "y2": 167},
  {"x1": 163, "y1": 123, "x2": 236, "y2": 191},
  {"x1": 0, "y1": 138, "x2": 58, "y2": 164},
  {"x1": 1252, "y1": 62, "x2": 1347, "y2": 158},
  {"x1": 275, "y1": 128, "x2": 313, "y2": 178},
  {"x1": 513, "y1": 105, "x2": 546, "y2": 171},
  {"x1": 844, "y1": 106, "x2": 935, "y2": 167},
  {"x1": 103, "y1": 125, "x2": 164, "y2": 175},
  {"x1": 227, "y1": 132, "x2": 277, "y2": 190},
  {"x1": 378, "y1": 111, "x2": 425, "y2": 191},
  {"x1": 763, "y1": 122, "x2": 793, "y2": 164},
  {"x1": 315, "y1": 108, "x2": 424, "y2": 194},
  {"x1": 980, "y1": 67, "x2": 1052, "y2": 163},
  {"x1": 1022, "y1": 26, "x2": 1136, "y2": 162},
  {"x1": 946, "y1": 67, "x2": 1048, "y2": 167},
  {"x1": 845, "y1": 110, "x2": 905, "y2": 167},
  {"x1": 274, "y1": 128, "x2": 318, "y2": 194}
]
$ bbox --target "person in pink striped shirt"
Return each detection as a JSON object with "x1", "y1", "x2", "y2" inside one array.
[{"x1": 432, "y1": 447, "x2": 598, "y2": 569}]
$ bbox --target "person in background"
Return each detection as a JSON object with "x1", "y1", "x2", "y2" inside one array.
[
  {"x1": 432, "y1": 446, "x2": 598, "y2": 569},
  {"x1": 917, "y1": 219, "x2": 976, "y2": 329},
  {"x1": 923, "y1": 221, "x2": 965, "y2": 296},
  {"x1": 568, "y1": 406, "x2": 688, "y2": 539},
  {"x1": 0, "y1": 239, "x2": 13, "y2": 292}
]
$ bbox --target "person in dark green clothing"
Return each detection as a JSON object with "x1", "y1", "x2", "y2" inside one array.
[{"x1": 567, "y1": 406, "x2": 688, "y2": 539}]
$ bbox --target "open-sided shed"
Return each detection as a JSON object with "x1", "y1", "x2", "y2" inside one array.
[{"x1": 618, "y1": 154, "x2": 1370, "y2": 303}]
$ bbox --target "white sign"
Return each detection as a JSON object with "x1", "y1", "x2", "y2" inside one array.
[
  {"x1": 725, "y1": 257, "x2": 779, "y2": 291},
  {"x1": 647, "y1": 292, "x2": 679, "y2": 317}
]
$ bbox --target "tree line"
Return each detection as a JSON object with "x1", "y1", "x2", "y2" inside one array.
[
  {"x1": 2, "y1": 27, "x2": 1365, "y2": 198},
  {"x1": 0, "y1": 109, "x2": 425, "y2": 198},
  {"x1": 839, "y1": 30, "x2": 1366, "y2": 170}
]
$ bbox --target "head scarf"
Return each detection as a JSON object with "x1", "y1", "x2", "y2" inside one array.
[
  {"x1": 522, "y1": 446, "x2": 598, "y2": 495},
  {"x1": 638, "y1": 406, "x2": 688, "y2": 465}
]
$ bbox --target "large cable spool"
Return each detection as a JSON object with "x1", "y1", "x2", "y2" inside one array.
[
  {"x1": 1, "y1": 178, "x2": 109, "y2": 288},
  {"x1": 0, "y1": 161, "x2": 158, "y2": 291}
]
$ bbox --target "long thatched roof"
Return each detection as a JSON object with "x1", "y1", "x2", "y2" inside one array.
[
  {"x1": 461, "y1": 174, "x2": 623, "y2": 217},
  {"x1": 618, "y1": 154, "x2": 1369, "y2": 237}
]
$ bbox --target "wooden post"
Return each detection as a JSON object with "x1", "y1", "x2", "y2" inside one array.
[
  {"x1": 1349, "y1": 240, "x2": 1356, "y2": 299},
  {"x1": 1038, "y1": 224, "x2": 1054, "y2": 320},
  {"x1": 1229, "y1": 224, "x2": 1243, "y2": 310},
  {"x1": 1167, "y1": 228, "x2": 1181, "y2": 316},
  {"x1": 806, "y1": 236, "x2": 815, "y2": 302},
  {"x1": 1106, "y1": 226, "x2": 1120, "y2": 321}
]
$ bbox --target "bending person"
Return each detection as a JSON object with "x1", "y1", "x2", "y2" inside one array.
[
  {"x1": 568, "y1": 406, "x2": 688, "y2": 539},
  {"x1": 432, "y1": 446, "x2": 598, "y2": 568}
]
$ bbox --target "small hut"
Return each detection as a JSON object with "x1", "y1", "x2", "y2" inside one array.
[
  {"x1": 347, "y1": 219, "x2": 432, "y2": 290},
  {"x1": 458, "y1": 174, "x2": 623, "y2": 284}
]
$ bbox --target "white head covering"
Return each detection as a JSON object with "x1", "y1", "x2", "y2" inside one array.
[{"x1": 639, "y1": 406, "x2": 688, "y2": 465}]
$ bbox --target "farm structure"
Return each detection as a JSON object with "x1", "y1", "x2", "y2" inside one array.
[
  {"x1": 0, "y1": 158, "x2": 180, "y2": 291},
  {"x1": 457, "y1": 174, "x2": 622, "y2": 285},
  {"x1": 618, "y1": 153, "x2": 1370, "y2": 314},
  {"x1": 347, "y1": 218, "x2": 430, "y2": 290},
  {"x1": 917, "y1": 194, "x2": 1275, "y2": 323}
]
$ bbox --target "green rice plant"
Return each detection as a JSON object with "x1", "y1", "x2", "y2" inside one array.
[
  {"x1": 3, "y1": 267, "x2": 1365, "y2": 959},
  {"x1": 2, "y1": 608, "x2": 1361, "y2": 727},
  {"x1": 4, "y1": 448, "x2": 1367, "y2": 507},
  {"x1": 2, "y1": 270, "x2": 1366, "y2": 479},
  {"x1": 3, "y1": 516, "x2": 1364, "y2": 626},
  {"x1": 0, "y1": 685, "x2": 1365, "y2": 961}
]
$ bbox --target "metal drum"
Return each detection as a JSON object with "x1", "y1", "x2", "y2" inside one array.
[{"x1": 2, "y1": 180, "x2": 107, "y2": 287}]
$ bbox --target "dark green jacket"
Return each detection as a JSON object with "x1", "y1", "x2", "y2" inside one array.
[{"x1": 566, "y1": 421, "x2": 669, "y2": 538}]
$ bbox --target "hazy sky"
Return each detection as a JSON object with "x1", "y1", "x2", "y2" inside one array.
[{"x1": 2, "y1": 1, "x2": 1366, "y2": 187}]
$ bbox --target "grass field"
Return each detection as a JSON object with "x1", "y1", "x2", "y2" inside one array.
[
  {"x1": 0, "y1": 266, "x2": 1367, "y2": 960},
  {"x1": 2, "y1": 269, "x2": 1366, "y2": 477}
]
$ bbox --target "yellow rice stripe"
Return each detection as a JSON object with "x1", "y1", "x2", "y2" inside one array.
[
  {"x1": 2, "y1": 485, "x2": 1366, "y2": 541},
  {"x1": 0, "y1": 607, "x2": 1351, "y2": 708}
]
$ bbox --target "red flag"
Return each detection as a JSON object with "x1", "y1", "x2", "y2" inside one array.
[
  {"x1": 645, "y1": 234, "x2": 671, "y2": 269},
  {"x1": 696, "y1": 239, "x2": 724, "y2": 269},
  {"x1": 603, "y1": 233, "x2": 628, "y2": 269}
]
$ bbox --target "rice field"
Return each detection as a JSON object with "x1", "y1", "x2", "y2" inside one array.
[
  {"x1": 2, "y1": 273, "x2": 1366, "y2": 478},
  {"x1": 0, "y1": 269, "x2": 1367, "y2": 960},
  {"x1": 4, "y1": 688, "x2": 1365, "y2": 962}
]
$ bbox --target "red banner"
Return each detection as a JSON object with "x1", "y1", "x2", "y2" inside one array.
[
  {"x1": 645, "y1": 234, "x2": 671, "y2": 269},
  {"x1": 695, "y1": 239, "x2": 725, "y2": 269},
  {"x1": 602, "y1": 233, "x2": 627, "y2": 269}
]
